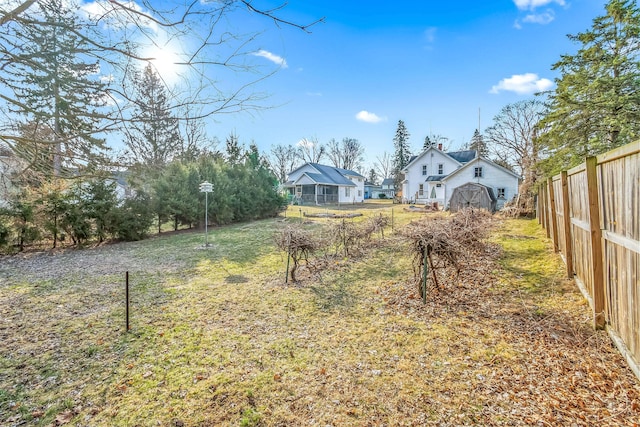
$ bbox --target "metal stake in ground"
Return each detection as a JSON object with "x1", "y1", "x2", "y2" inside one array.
[
  {"x1": 125, "y1": 271, "x2": 130, "y2": 332},
  {"x1": 199, "y1": 181, "x2": 214, "y2": 247}
]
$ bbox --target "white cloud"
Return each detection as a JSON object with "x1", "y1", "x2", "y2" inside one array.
[
  {"x1": 424, "y1": 27, "x2": 437, "y2": 44},
  {"x1": 513, "y1": 0, "x2": 565, "y2": 11},
  {"x1": 252, "y1": 49, "x2": 288, "y2": 68},
  {"x1": 523, "y1": 10, "x2": 555, "y2": 24},
  {"x1": 490, "y1": 73, "x2": 553, "y2": 95},
  {"x1": 355, "y1": 110, "x2": 386, "y2": 123}
]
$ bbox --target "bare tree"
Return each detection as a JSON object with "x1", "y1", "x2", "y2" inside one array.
[
  {"x1": 374, "y1": 151, "x2": 393, "y2": 179},
  {"x1": 326, "y1": 138, "x2": 342, "y2": 168},
  {"x1": 0, "y1": 0, "x2": 324, "y2": 178},
  {"x1": 485, "y1": 99, "x2": 545, "y2": 212},
  {"x1": 181, "y1": 113, "x2": 217, "y2": 162},
  {"x1": 326, "y1": 137, "x2": 364, "y2": 170},
  {"x1": 268, "y1": 143, "x2": 298, "y2": 183},
  {"x1": 296, "y1": 137, "x2": 325, "y2": 163}
]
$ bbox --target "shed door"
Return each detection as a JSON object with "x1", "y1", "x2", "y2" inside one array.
[{"x1": 457, "y1": 186, "x2": 482, "y2": 206}]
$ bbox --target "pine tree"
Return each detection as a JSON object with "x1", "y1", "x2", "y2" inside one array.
[
  {"x1": 2, "y1": 0, "x2": 110, "y2": 178},
  {"x1": 225, "y1": 132, "x2": 244, "y2": 165},
  {"x1": 469, "y1": 129, "x2": 488, "y2": 157},
  {"x1": 392, "y1": 120, "x2": 411, "y2": 190},
  {"x1": 423, "y1": 135, "x2": 436, "y2": 150},
  {"x1": 367, "y1": 168, "x2": 378, "y2": 185},
  {"x1": 539, "y1": 0, "x2": 639, "y2": 172},
  {"x1": 126, "y1": 64, "x2": 183, "y2": 169}
]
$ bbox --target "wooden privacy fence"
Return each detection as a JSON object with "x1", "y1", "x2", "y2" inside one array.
[{"x1": 537, "y1": 141, "x2": 639, "y2": 380}]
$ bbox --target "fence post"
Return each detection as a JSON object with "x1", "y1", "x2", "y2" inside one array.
[
  {"x1": 560, "y1": 171, "x2": 574, "y2": 279},
  {"x1": 585, "y1": 156, "x2": 605, "y2": 329},
  {"x1": 542, "y1": 182, "x2": 550, "y2": 238},
  {"x1": 548, "y1": 177, "x2": 559, "y2": 252}
]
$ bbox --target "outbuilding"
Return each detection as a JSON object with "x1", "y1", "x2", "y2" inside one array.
[{"x1": 449, "y1": 182, "x2": 497, "y2": 212}]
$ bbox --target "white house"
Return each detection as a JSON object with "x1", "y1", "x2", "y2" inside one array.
[
  {"x1": 284, "y1": 163, "x2": 365, "y2": 204},
  {"x1": 401, "y1": 147, "x2": 520, "y2": 210},
  {"x1": 365, "y1": 178, "x2": 395, "y2": 199}
]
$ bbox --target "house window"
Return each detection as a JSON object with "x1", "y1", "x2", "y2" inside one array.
[
  {"x1": 345, "y1": 187, "x2": 350, "y2": 197},
  {"x1": 474, "y1": 167, "x2": 483, "y2": 178},
  {"x1": 436, "y1": 184, "x2": 442, "y2": 188},
  {"x1": 438, "y1": 163, "x2": 444, "y2": 174},
  {"x1": 422, "y1": 165, "x2": 427, "y2": 176},
  {"x1": 419, "y1": 184, "x2": 424, "y2": 196},
  {"x1": 497, "y1": 188, "x2": 506, "y2": 198},
  {"x1": 358, "y1": 190, "x2": 362, "y2": 197}
]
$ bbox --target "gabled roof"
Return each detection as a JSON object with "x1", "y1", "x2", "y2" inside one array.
[
  {"x1": 381, "y1": 178, "x2": 394, "y2": 186},
  {"x1": 448, "y1": 150, "x2": 477, "y2": 164},
  {"x1": 288, "y1": 162, "x2": 362, "y2": 186},
  {"x1": 402, "y1": 147, "x2": 468, "y2": 172}
]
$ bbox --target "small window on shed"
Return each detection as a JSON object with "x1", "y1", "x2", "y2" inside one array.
[
  {"x1": 497, "y1": 188, "x2": 505, "y2": 198},
  {"x1": 474, "y1": 167, "x2": 483, "y2": 178}
]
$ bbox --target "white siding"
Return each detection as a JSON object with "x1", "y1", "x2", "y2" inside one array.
[
  {"x1": 403, "y1": 149, "x2": 460, "y2": 202},
  {"x1": 443, "y1": 158, "x2": 519, "y2": 209}
]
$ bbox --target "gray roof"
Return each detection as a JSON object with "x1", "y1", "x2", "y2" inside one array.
[
  {"x1": 287, "y1": 163, "x2": 362, "y2": 186},
  {"x1": 381, "y1": 178, "x2": 394, "y2": 186},
  {"x1": 448, "y1": 150, "x2": 477, "y2": 164},
  {"x1": 303, "y1": 172, "x2": 344, "y2": 185},
  {"x1": 425, "y1": 175, "x2": 446, "y2": 182}
]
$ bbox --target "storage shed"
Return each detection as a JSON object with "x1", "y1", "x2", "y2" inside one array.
[{"x1": 449, "y1": 182, "x2": 497, "y2": 212}]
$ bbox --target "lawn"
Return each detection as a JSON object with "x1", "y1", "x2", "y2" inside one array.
[{"x1": 0, "y1": 202, "x2": 638, "y2": 426}]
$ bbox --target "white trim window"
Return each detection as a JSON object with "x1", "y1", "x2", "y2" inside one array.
[
  {"x1": 497, "y1": 188, "x2": 505, "y2": 198},
  {"x1": 474, "y1": 167, "x2": 483, "y2": 178},
  {"x1": 438, "y1": 163, "x2": 444, "y2": 174},
  {"x1": 345, "y1": 187, "x2": 351, "y2": 197},
  {"x1": 419, "y1": 184, "x2": 424, "y2": 196},
  {"x1": 422, "y1": 165, "x2": 427, "y2": 176}
]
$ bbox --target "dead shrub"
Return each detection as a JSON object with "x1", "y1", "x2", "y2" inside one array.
[
  {"x1": 274, "y1": 224, "x2": 327, "y2": 283},
  {"x1": 401, "y1": 208, "x2": 495, "y2": 300}
]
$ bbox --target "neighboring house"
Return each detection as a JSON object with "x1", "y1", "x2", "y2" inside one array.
[
  {"x1": 0, "y1": 155, "x2": 22, "y2": 208},
  {"x1": 364, "y1": 179, "x2": 395, "y2": 199},
  {"x1": 380, "y1": 178, "x2": 395, "y2": 199},
  {"x1": 401, "y1": 147, "x2": 520, "y2": 210},
  {"x1": 284, "y1": 163, "x2": 365, "y2": 204},
  {"x1": 107, "y1": 171, "x2": 134, "y2": 200}
]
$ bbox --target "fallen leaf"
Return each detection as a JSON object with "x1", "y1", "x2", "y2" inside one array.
[{"x1": 55, "y1": 410, "x2": 74, "y2": 425}]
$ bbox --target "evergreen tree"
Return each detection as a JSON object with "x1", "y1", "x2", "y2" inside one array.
[
  {"x1": 539, "y1": 0, "x2": 639, "y2": 172},
  {"x1": 367, "y1": 168, "x2": 378, "y2": 185},
  {"x1": 225, "y1": 132, "x2": 244, "y2": 165},
  {"x1": 126, "y1": 64, "x2": 183, "y2": 169},
  {"x1": 469, "y1": 129, "x2": 488, "y2": 157},
  {"x1": 2, "y1": 0, "x2": 110, "y2": 178},
  {"x1": 423, "y1": 135, "x2": 436, "y2": 150},
  {"x1": 392, "y1": 120, "x2": 411, "y2": 191}
]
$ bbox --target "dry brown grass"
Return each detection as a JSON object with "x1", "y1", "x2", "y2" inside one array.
[{"x1": 0, "y1": 204, "x2": 638, "y2": 426}]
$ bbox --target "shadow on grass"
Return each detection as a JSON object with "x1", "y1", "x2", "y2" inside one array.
[{"x1": 308, "y1": 280, "x2": 356, "y2": 312}]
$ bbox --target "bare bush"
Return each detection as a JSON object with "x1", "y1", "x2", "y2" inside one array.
[
  {"x1": 274, "y1": 224, "x2": 327, "y2": 283},
  {"x1": 330, "y1": 214, "x2": 390, "y2": 256},
  {"x1": 400, "y1": 208, "x2": 495, "y2": 300}
]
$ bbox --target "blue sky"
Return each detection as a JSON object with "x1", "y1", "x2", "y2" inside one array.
[
  {"x1": 195, "y1": 0, "x2": 606, "y2": 168},
  {"x1": 68, "y1": 0, "x2": 608, "y2": 169}
]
